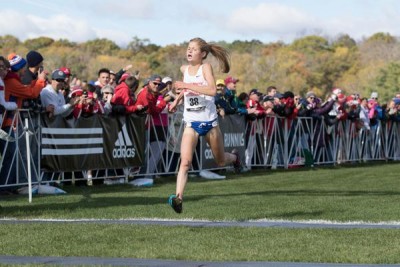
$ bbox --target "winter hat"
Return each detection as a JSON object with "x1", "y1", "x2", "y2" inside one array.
[
  {"x1": 26, "y1": 51, "x2": 43, "y2": 67},
  {"x1": 8, "y1": 53, "x2": 27, "y2": 72}
]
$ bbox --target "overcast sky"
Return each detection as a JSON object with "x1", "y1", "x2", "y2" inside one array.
[{"x1": 1, "y1": 0, "x2": 400, "y2": 47}]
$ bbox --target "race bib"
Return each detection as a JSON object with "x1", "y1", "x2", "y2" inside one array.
[{"x1": 185, "y1": 95, "x2": 206, "y2": 111}]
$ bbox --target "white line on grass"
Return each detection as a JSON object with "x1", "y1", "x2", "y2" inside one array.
[{"x1": 1, "y1": 218, "x2": 400, "y2": 229}]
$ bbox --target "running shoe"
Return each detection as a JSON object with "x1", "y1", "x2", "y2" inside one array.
[
  {"x1": 231, "y1": 149, "x2": 243, "y2": 173},
  {"x1": 168, "y1": 194, "x2": 183, "y2": 213}
]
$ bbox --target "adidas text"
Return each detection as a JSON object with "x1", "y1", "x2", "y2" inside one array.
[{"x1": 113, "y1": 147, "x2": 136, "y2": 158}]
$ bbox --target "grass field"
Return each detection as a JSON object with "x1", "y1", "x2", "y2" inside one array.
[{"x1": 1, "y1": 162, "x2": 400, "y2": 264}]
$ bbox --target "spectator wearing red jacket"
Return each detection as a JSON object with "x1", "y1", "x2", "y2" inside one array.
[
  {"x1": 111, "y1": 75, "x2": 145, "y2": 114},
  {"x1": 135, "y1": 75, "x2": 167, "y2": 116},
  {"x1": 133, "y1": 75, "x2": 169, "y2": 183},
  {"x1": 1, "y1": 53, "x2": 47, "y2": 188},
  {"x1": 245, "y1": 88, "x2": 265, "y2": 170}
]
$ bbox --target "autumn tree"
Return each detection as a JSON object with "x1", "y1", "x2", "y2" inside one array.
[
  {"x1": 82, "y1": 38, "x2": 120, "y2": 56},
  {"x1": 23, "y1": 37, "x2": 54, "y2": 50}
]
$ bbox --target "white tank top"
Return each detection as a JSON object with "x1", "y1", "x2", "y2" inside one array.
[{"x1": 182, "y1": 65, "x2": 217, "y2": 123}]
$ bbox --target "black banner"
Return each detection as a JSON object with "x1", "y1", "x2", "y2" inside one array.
[
  {"x1": 201, "y1": 114, "x2": 246, "y2": 169},
  {"x1": 41, "y1": 114, "x2": 145, "y2": 171}
]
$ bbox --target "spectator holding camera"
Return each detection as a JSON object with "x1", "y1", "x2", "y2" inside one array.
[
  {"x1": 386, "y1": 97, "x2": 400, "y2": 122},
  {"x1": 21, "y1": 50, "x2": 44, "y2": 85},
  {"x1": 272, "y1": 91, "x2": 296, "y2": 118},
  {"x1": 40, "y1": 69, "x2": 79, "y2": 118},
  {"x1": 0, "y1": 56, "x2": 17, "y2": 124},
  {"x1": 3, "y1": 53, "x2": 47, "y2": 126},
  {"x1": 1, "y1": 53, "x2": 47, "y2": 187},
  {"x1": 297, "y1": 92, "x2": 317, "y2": 117}
]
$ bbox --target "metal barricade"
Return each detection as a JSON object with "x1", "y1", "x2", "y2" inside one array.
[
  {"x1": 2, "y1": 111, "x2": 400, "y2": 193},
  {"x1": 0, "y1": 109, "x2": 41, "y2": 191}
]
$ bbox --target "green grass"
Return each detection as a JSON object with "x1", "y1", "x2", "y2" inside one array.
[{"x1": 1, "y1": 162, "x2": 400, "y2": 264}]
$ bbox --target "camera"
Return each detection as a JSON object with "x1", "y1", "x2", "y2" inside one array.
[{"x1": 22, "y1": 99, "x2": 42, "y2": 114}]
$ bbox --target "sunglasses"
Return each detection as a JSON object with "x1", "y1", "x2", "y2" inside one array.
[
  {"x1": 103, "y1": 92, "x2": 113, "y2": 95},
  {"x1": 152, "y1": 81, "x2": 160, "y2": 86},
  {"x1": 55, "y1": 79, "x2": 66, "y2": 83}
]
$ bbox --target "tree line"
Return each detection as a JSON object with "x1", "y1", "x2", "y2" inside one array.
[{"x1": 1, "y1": 32, "x2": 399, "y2": 101}]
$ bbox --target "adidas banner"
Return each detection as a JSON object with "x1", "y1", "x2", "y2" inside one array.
[
  {"x1": 200, "y1": 114, "x2": 246, "y2": 169},
  {"x1": 41, "y1": 115, "x2": 146, "y2": 171}
]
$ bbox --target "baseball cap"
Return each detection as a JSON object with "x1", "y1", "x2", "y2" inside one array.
[
  {"x1": 370, "y1": 92, "x2": 378, "y2": 99},
  {"x1": 224, "y1": 76, "x2": 239, "y2": 85},
  {"x1": 306, "y1": 92, "x2": 316, "y2": 98},
  {"x1": 51, "y1": 69, "x2": 67, "y2": 80},
  {"x1": 249, "y1": 88, "x2": 261, "y2": 96},
  {"x1": 59, "y1": 67, "x2": 71, "y2": 77},
  {"x1": 216, "y1": 79, "x2": 225, "y2": 86},
  {"x1": 162, "y1": 76, "x2": 172, "y2": 84}
]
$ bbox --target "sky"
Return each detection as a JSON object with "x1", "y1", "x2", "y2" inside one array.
[{"x1": 1, "y1": 0, "x2": 400, "y2": 48}]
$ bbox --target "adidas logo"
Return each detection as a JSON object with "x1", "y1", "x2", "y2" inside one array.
[{"x1": 113, "y1": 124, "x2": 136, "y2": 158}]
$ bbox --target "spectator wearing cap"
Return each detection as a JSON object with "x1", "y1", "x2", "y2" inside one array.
[
  {"x1": 0, "y1": 56, "x2": 17, "y2": 122},
  {"x1": 111, "y1": 76, "x2": 144, "y2": 114},
  {"x1": 297, "y1": 92, "x2": 317, "y2": 117},
  {"x1": 21, "y1": 50, "x2": 44, "y2": 85},
  {"x1": 247, "y1": 89, "x2": 265, "y2": 119},
  {"x1": 1, "y1": 53, "x2": 47, "y2": 187},
  {"x1": 359, "y1": 98, "x2": 371, "y2": 131},
  {"x1": 3, "y1": 53, "x2": 47, "y2": 127},
  {"x1": 40, "y1": 69, "x2": 79, "y2": 118},
  {"x1": 145, "y1": 76, "x2": 175, "y2": 179},
  {"x1": 111, "y1": 64, "x2": 135, "y2": 87},
  {"x1": 135, "y1": 74, "x2": 167, "y2": 115},
  {"x1": 224, "y1": 76, "x2": 239, "y2": 91},
  {"x1": 162, "y1": 76, "x2": 173, "y2": 94},
  {"x1": 0, "y1": 56, "x2": 18, "y2": 189},
  {"x1": 20, "y1": 51, "x2": 48, "y2": 116},
  {"x1": 370, "y1": 92, "x2": 379, "y2": 101},
  {"x1": 236, "y1": 92, "x2": 257, "y2": 116},
  {"x1": 59, "y1": 67, "x2": 73, "y2": 94},
  {"x1": 224, "y1": 76, "x2": 240, "y2": 104},
  {"x1": 244, "y1": 88, "x2": 265, "y2": 170},
  {"x1": 109, "y1": 70, "x2": 117, "y2": 88},
  {"x1": 386, "y1": 97, "x2": 400, "y2": 122},
  {"x1": 272, "y1": 91, "x2": 296, "y2": 118},
  {"x1": 73, "y1": 82, "x2": 111, "y2": 119},
  {"x1": 134, "y1": 75, "x2": 170, "y2": 181},
  {"x1": 214, "y1": 78, "x2": 237, "y2": 118}
]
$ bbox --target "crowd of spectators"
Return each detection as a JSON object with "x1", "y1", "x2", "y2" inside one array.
[
  {"x1": 213, "y1": 76, "x2": 400, "y2": 129},
  {"x1": 0, "y1": 50, "x2": 400, "y2": 190}
]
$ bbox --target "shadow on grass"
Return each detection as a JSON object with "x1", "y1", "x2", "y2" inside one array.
[{"x1": 0, "y1": 193, "x2": 168, "y2": 217}]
